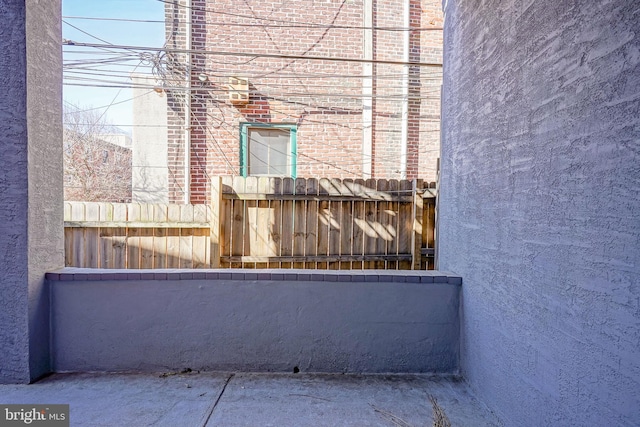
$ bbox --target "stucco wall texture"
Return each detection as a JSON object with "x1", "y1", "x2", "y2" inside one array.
[
  {"x1": 439, "y1": 0, "x2": 640, "y2": 426},
  {"x1": 50, "y1": 272, "x2": 460, "y2": 374},
  {"x1": 0, "y1": 0, "x2": 30, "y2": 384},
  {"x1": 0, "y1": 0, "x2": 63, "y2": 384}
]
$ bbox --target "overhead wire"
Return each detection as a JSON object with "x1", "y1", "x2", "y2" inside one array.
[
  {"x1": 152, "y1": 0, "x2": 443, "y2": 32},
  {"x1": 63, "y1": 91, "x2": 155, "y2": 113},
  {"x1": 61, "y1": 3, "x2": 443, "y2": 181},
  {"x1": 63, "y1": 41, "x2": 443, "y2": 67},
  {"x1": 63, "y1": 68, "x2": 442, "y2": 92},
  {"x1": 63, "y1": 14, "x2": 443, "y2": 32}
]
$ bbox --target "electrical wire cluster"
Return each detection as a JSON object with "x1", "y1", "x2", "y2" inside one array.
[{"x1": 62, "y1": 0, "x2": 443, "y2": 181}]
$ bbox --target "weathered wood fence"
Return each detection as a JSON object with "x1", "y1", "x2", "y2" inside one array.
[
  {"x1": 64, "y1": 202, "x2": 212, "y2": 269},
  {"x1": 64, "y1": 177, "x2": 436, "y2": 270}
]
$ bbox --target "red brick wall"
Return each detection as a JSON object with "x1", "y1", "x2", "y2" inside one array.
[{"x1": 164, "y1": 0, "x2": 442, "y2": 203}]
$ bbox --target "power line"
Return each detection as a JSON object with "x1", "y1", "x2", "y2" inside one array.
[
  {"x1": 63, "y1": 20, "x2": 114, "y2": 46},
  {"x1": 63, "y1": 14, "x2": 443, "y2": 32},
  {"x1": 157, "y1": 0, "x2": 443, "y2": 32},
  {"x1": 63, "y1": 91, "x2": 155, "y2": 113},
  {"x1": 64, "y1": 69, "x2": 443, "y2": 92},
  {"x1": 64, "y1": 63, "x2": 442, "y2": 81},
  {"x1": 63, "y1": 41, "x2": 443, "y2": 67},
  {"x1": 63, "y1": 81, "x2": 442, "y2": 102}
]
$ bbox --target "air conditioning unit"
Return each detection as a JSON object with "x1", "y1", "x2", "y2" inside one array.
[{"x1": 228, "y1": 77, "x2": 249, "y2": 104}]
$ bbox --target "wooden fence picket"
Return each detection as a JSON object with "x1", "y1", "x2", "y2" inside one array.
[{"x1": 63, "y1": 177, "x2": 435, "y2": 270}]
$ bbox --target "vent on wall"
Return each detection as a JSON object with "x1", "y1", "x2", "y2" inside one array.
[{"x1": 229, "y1": 77, "x2": 249, "y2": 104}]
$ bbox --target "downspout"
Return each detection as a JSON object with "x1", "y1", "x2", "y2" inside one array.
[
  {"x1": 183, "y1": 0, "x2": 192, "y2": 203},
  {"x1": 362, "y1": 0, "x2": 373, "y2": 179},
  {"x1": 399, "y1": 0, "x2": 410, "y2": 179}
]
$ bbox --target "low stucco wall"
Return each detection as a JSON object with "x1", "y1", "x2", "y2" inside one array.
[{"x1": 47, "y1": 269, "x2": 460, "y2": 374}]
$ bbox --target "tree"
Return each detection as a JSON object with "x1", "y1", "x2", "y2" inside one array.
[{"x1": 63, "y1": 104, "x2": 132, "y2": 202}]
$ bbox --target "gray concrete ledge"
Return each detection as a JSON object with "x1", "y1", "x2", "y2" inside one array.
[
  {"x1": 49, "y1": 269, "x2": 461, "y2": 374},
  {"x1": 46, "y1": 268, "x2": 462, "y2": 285}
]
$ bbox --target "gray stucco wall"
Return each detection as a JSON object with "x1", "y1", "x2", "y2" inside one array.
[
  {"x1": 0, "y1": 0, "x2": 63, "y2": 384},
  {"x1": 439, "y1": 0, "x2": 640, "y2": 425},
  {"x1": 49, "y1": 269, "x2": 460, "y2": 374}
]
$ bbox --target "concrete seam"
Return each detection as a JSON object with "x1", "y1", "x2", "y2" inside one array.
[{"x1": 200, "y1": 373, "x2": 234, "y2": 426}]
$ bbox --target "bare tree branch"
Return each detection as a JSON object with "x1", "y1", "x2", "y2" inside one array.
[{"x1": 63, "y1": 104, "x2": 132, "y2": 202}]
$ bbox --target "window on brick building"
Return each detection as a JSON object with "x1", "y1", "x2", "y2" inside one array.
[{"x1": 240, "y1": 123, "x2": 297, "y2": 178}]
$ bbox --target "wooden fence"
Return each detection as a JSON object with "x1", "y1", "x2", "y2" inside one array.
[
  {"x1": 64, "y1": 177, "x2": 436, "y2": 270},
  {"x1": 64, "y1": 202, "x2": 212, "y2": 269}
]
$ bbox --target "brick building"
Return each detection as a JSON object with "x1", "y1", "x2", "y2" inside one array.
[{"x1": 162, "y1": 0, "x2": 442, "y2": 203}]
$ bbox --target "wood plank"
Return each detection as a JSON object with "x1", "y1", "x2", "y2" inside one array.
[
  {"x1": 69, "y1": 203, "x2": 86, "y2": 267},
  {"x1": 192, "y1": 204, "x2": 209, "y2": 268},
  {"x1": 111, "y1": 204, "x2": 127, "y2": 269},
  {"x1": 239, "y1": 176, "x2": 254, "y2": 268},
  {"x1": 192, "y1": 228, "x2": 207, "y2": 268},
  {"x1": 165, "y1": 228, "x2": 181, "y2": 268},
  {"x1": 210, "y1": 177, "x2": 223, "y2": 268},
  {"x1": 179, "y1": 203, "x2": 194, "y2": 223},
  {"x1": 70, "y1": 202, "x2": 85, "y2": 222},
  {"x1": 375, "y1": 179, "x2": 389, "y2": 269},
  {"x1": 363, "y1": 179, "x2": 377, "y2": 269},
  {"x1": 412, "y1": 179, "x2": 423, "y2": 270},
  {"x1": 268, "y1": 177, "x2": 282, "y2": 269},
  {"x1": 64, "y1": 227, "x2": 74, "y2": 267},
  {"x1": 340, "y1": 179, "x2": 354, "y2": 270},
  {"x1": 64, "y1": 221, "x2": 210, "y2": 228},
  {"x1": 72, "y1": 226, "x2": 85, "y2": 267},
  {"x1": 304, "y1": 178, "x2": 319, "y2": 269},
  {"x1": 98, "y1": 203, "x2": 117, "y2": 268},
  {"x1": 166, "y1": 205, "x2": 181, "y2": 268},
  {"x1": 179, "y1": 227, "x2": 194, "y2": 268},
  {"x1": 387, "y1": 179, "x2": 400, "y2": 270},
  {"x1": 397, "y1": 180, "x2": 413, "y2": 269},
  {"x1": 221, "y1": 254, "x2": 413, "y2": 263},
  {"x1": 64, "y1": 202, "x2": 72, "y2": 222},
  {"x1": 137, "y1": 203, "x2": 155, "y2": 268},
  {"x1": 219, "y1": 176, "x2": 233, "y2": 267},
  {"x1": 256, "y1": 177, "x2": 271, "y2": 269},
  {"x1": 152, "y1": 204, "x2": 168, "y2": 268},
  {"x1": 292, "y1": 178, "x2": 306, "y2": 269},
  {"x1": 99, "y1": 202, "x2": 114, "y2": 221},
  {"x1": 351, "y1": 178, "x2": 365, "y2": 270},
  {"x1": 84, "y1": 203, "x2": 100, "y2": 268},
  {"x1": 328, "y1": 179, "x2": 342, "y2": 270},
  {"x1": 153, "y1": 227, "x2": 167, "y2": 268},
  {"x1": 280, "y1": 177, "x2": 294, "y2": 269},
  {"x1": 316, "y1": 178, "x2": 331, "y2": 270},
  {"x1": 221, "y1": 194, "x2": 413, "y2": 202},
  {"x1": 100, "y1": 226, "x2": 114, "y2": 269},
  {"x1": 423, "y1": 197, "x2": 436, "y2": 270},
  {"x1": 127, "y1": 227, "x2": 141, "y2": 269}
]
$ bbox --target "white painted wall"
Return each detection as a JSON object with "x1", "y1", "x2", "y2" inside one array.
[{"x1": 131, "y1": 74, "x2": 169, "y2": 203}]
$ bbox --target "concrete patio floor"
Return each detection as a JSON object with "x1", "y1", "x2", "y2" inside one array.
[{"x1": 1, "y1": 372, "x2": 501, "y2": 426}]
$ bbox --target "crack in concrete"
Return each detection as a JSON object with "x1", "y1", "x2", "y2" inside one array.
[{"x1": 200, "y1": 373, "x2": 235, "y2": 427}]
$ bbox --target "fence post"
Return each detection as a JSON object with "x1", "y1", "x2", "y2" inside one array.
[
  {"x1": 412, "y1": 179, "x2": 424, "y2": 270},
  {"x1": 210, "y1": 176, "x2": 223, "y2": 268}
]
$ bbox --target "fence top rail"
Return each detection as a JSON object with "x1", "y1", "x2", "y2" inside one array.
[
  {"x1": 222, "y1": 193, "x2": 418, "y2": 202},
  {"x1": 218, "y1": 176, "x2": 437, "y2": 198},
  {"x1": 64, "y1": 202, "x2": 212, "y2": 223},
  {"x1": 64, "y1": 221, "x2": 210, "y2": 229}
]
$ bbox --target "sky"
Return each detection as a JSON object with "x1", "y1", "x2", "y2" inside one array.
[{"x1": 62, "y1": 0, "x2": 166, "y2": 132}]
